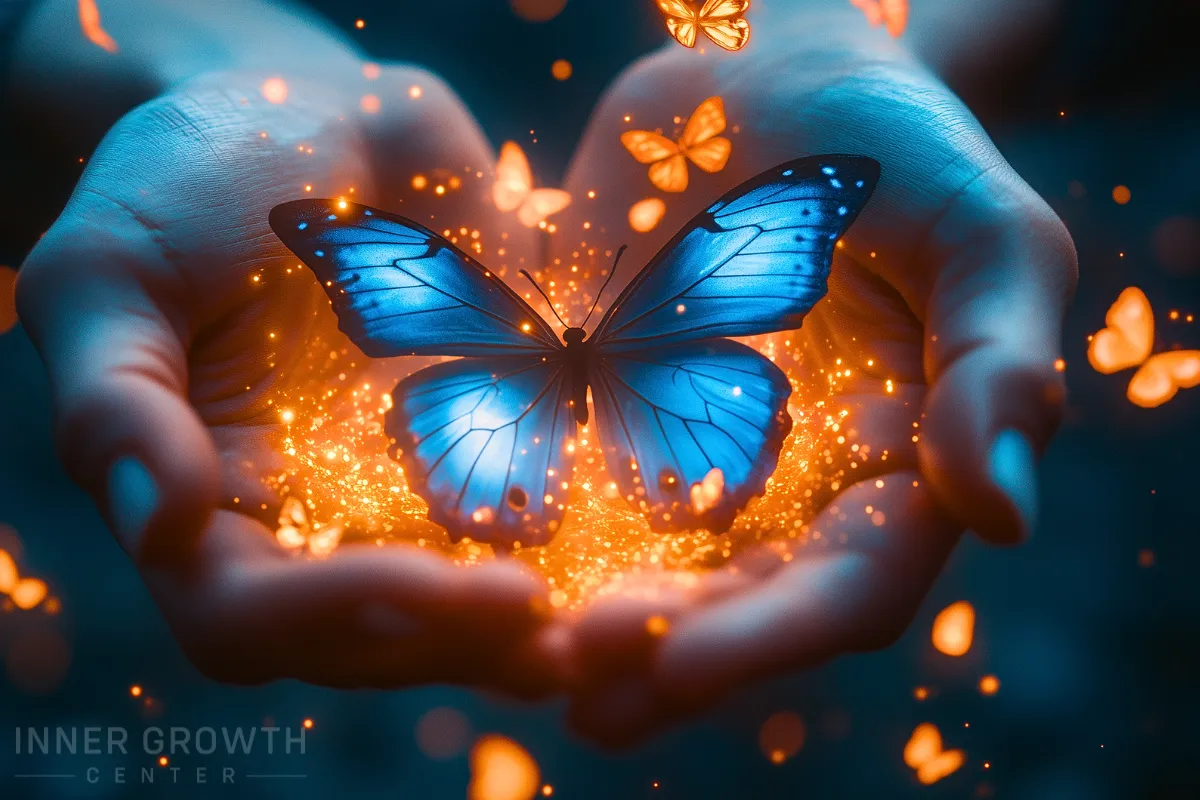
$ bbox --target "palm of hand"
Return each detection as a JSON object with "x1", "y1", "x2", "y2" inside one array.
[{"x1": 18, "y1": 28, "x2": 1073, "y2": 736}]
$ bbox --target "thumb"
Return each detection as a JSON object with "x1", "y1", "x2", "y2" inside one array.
[
  {"x1": 918, "y1": 166, "x2": 1077, "y2": 545},
  {"x1": 17, "y1": 195, "x2": 220, "y2": 563}
]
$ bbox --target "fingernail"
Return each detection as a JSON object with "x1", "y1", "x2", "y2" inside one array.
[
  {"x1": 988, "y1": 429, "x2": 1037, "y2": 540},
  {"x1": 106, "y1": 456, "x2": 159, "y2": 551}
]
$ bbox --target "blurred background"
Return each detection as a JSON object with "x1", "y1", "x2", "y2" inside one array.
[{"x1": 2, "y1": 0, "x2": 1199, "y2": 797}]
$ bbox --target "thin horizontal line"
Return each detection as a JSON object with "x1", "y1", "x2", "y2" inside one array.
[
  {"x1": 245, "y1": 774, "x2": 308, "y2": 779},
  {"x1": 14, "y1": 774, "x2": 76, "y2": 779}
]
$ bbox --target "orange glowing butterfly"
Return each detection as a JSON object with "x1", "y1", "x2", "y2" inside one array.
[
  {"x1": 1088, "y1": 286, "x2": 1200, "y2": 408},
  {"x1": 849, "y1": 0, "x2": 909, "y2": 38},
  {"x1": 657, "y1": 0, "x2": 751, "y2": 52},
  {"x1": 621, "y1": 96, "x2": 731, "y2": 193},
  {"x1": 492, "y1": 141, "x2": 572, "y2": 227},
  {"x1": 275, "y1": 497, "x2": 344, "y2": 556},
  {"x1": 903, "y1": 724, "x2": 965, "y2": 786}
]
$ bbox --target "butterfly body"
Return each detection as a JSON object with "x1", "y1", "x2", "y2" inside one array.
[
  {"x1": 271, "y1": 155, "x2": 880, "y2": 547},
  {"x1": 561, "y1": 326, "x2": 593, "y2": 425}
]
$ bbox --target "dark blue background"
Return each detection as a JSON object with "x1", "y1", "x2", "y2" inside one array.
[{"x1": 2, "y1": 1, "x2": 1199, "y2": 797}]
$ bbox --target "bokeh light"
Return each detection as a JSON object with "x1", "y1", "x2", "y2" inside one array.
[
  {"x1": 509, "y1": 0, "x2": 568, "y2": 23},
  {"x1": 469, "y1": 735, "x2": 540, "y2": 800},
  {"x1": 932, "y1": 601, "x2": 975, "y2": 656},
  {"x1": 759, "y1": 711, "x2": 806, "y2": 764}
]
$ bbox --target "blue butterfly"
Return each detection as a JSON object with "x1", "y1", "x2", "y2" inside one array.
[{"x1": 269, "y1": 155, "x2": 879, "y2": 547}]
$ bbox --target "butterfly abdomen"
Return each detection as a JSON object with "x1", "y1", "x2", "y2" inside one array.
[{"x1": 563, "y1": 327, "x2": 591, "y2": 426}]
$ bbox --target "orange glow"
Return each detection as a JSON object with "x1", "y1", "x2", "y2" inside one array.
[
  {"x1": 0, "y1": 265, "x2": 17, "y2": 334},
  {"x1": 469, "y1": 736, "x2": 540, "y2": 800},
  {"x1": 931, "y1": 601, "x2": 975, "y2": 656},
  {"x1": 979, "y1": 674, "x2": 1000, "y2": 695},
  {"x1": 1128, "y1": 351, "x2": 1200, "y2": 408},
  {"x1": 628, "y1": 198, "x2": 667, "y2": 233},
  {"x1": 645, "y1": 614, "x2": 670, "y2": 637},
  {"x1": 1089, "y1": 287, "x2": 1200, "y2": 407},
  {"x1": 917, "y1": 750, "x2": 965, "y2": 784},
  {"x1": 78, "y1": 0, "x2": 119, "y2": 53},
  {"x1": 409, "y1": 85, "x2": 424, "y2": 99},
  {"x1": 509, "y1": 0, "x2": 568, "y2": 23},
  {"x1": 1113, "y1": 185, "x2": 1132, "y2": 204},
  {"x1": 362, "y1": 62, "x2": 381, "y2": 80},
  {"x1": 412, "y1": 174, "x2": 428, "y2": 190},
  {"x1": 541, "y1": 786, "x2": 554, "y2": 796},
  {"x1": 303, "y1": 718, "x2": 314, "y2": 729},
  {"x1": 130, "y1": 685, "x2": 142, "y2": 697},
  {"x1": 355, "y1": 18, "x2": 365, "y2": 28},
  {"x1": 1089, "y1": 287, "x2": 1154, "y2": 373},
  {"x1": 850, "y1": 0, "x2": 909, "y2": 37},
  {"x1": 904, "y1": 723, "x2": 942, "y2": 769},
  {"x1": 261, "y1": 77, "x2": 289, "y2": 105},
  {"x1": 493, "y1": 142, "x2": 571, "y2": 227},
  {"x1": 621, "y1": 96, "x2": 730, "y2": 193},
  {"x1": 759, "y1": 711, "x2": 805, "y2": 765},
  {"x1": 158, "y1": 756, "x2": 168, "y2": 767},
  {"x1": 0, "y1": 548, "x2": 15, "y2": 594},
  {"x1": 658, "y1": 0, "x2": 750, "y2": 51},
  {"x1": 550, "y1": 59, "x2": 573, "y2": 80},
  {"x1": 1054, "y1": 358, "x2": 1066, "y2": 372},
  {"x1": 10, "y1": 578, "x2": 47, "y2": 610},
  {"x1": 360, "y1": 94, "x2": 381, "y2": 114}
]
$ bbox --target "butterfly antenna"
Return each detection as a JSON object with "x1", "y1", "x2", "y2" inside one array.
[
  {"x1": 583, "y1": 244, "x2": 628, "y2": 328},
  {"x1": 519, "y1": 269, "x2": 569, "y2": 328}
]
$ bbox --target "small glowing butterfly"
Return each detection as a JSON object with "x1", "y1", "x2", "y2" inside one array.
[
  {"x1": 850, "y1": 0, "x2": 909, "y2": 37},
  {"x1": 903, "y1": 724, "x2": 965, "y2": 786},
  {"x1": 658, "y1": 0, "x2": 751, "y2": 51},
  {"x1": 621, "y1": 96, "x2": 731, "y2": 193},
  {"x1": 0, "y1": 547, "x2": 49, "y2": 610},
  {"x1": 275, "y1": 497, "x2": 344, "y2": 556},
  {"x1": 271, "y1": 155, "x2": 879, "y2": 547},
  {"x1": 1088, "y1": 286, "x2": 1200, "y2": 408},
  {"x1": 492, "y1": 141, "x2": 572, "y2": 227}
]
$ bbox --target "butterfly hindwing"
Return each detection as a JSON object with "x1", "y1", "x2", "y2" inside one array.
[
  {"x1": 591, "y1": 338, "x2": 792, "y2": 532},
  {"x1": 594, "y1": 155, "x2": 880, "y2": 351},
  {"x1": 386, "y1": 356, "x2": 577, "y2": 546},
  {"x1": 269, "y1": 200, "x2": 560, "y2": 357}
]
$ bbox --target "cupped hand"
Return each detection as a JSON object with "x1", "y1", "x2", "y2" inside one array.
[
  {"x1": 548, "y1": 9, "x2": 1077, "y2": 743},
  {"x1": 16, "y1": 66, "x2": 556, "y2": 692}
]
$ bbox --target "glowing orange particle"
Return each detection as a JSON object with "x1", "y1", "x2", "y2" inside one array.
[
  {"x1": 355, "y1": 18, "x2": 365, "y2": 28},
  {"x1": 303, "y1": 718, "x2": 314, "y2": 729},
  {"x1": 78, "y1": 0, "x2": 119, "y2": 53},
  {"x1": 468, "y1": 735, "x2": 540, "y2": 800},
  {"x1": 628, "y1": 197, "x2": 667, "y2": 233},
  {"x1": 904, "y1": 723, "x2": 942, "y2": 769},
  {"x1": 362, "y1": 62, "x2": 381, "y2": 80},
  {"x1": 979, "y1": 675, "x2": 1000, "y2": 695},
  {"x1": 11, "y1": 578, "x2": 47, "y2": 610},
  {"x1": 1054, "y1": 358, "x2": 1066, "y2": 372},
  {"x1": 913, "y1": 686, "x2": 929, "y2": 701},
  {"x1": 409, "y1": 85, "x2": 423, "y2": 99},
  {"x1": 931, "y1": 601, "x2": 975, "y2": 656},
  {"x1": 759, "y1": 711, "x2": 805, "y2": 765},
  {"x1": 917, "y1": 750, "x2": 965, "y2": 785},
  {"x1": 1112, "y1": 185, "x2": 1131, "y2": 204},
  {"x1": 645, "y1": 615, "x2": 669, "y2": 637},
  {"x1": 509, "y1": 0, "x2": 567, "y2": 23},
  {"x1": 550, "y1": 59, "x2": 573, "y2": 80},
  {"x1": 412, "y1": 175, "x2": 428, "y2": 190},
  {"x1": 261, "y1": 77, "x2": 289, "y2": 105},
  {"x1": 360, "y1": 94, "x2": 381, "y2": 114},
  {"x1": 130, "y1": 685, "x2": 143, "y2": 697},
  {"x1": 158, "y1": 756, "x2": 168, "y2": 767}
]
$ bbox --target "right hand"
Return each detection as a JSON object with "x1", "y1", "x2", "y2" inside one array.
[{"x1": 16, "y1": 65, "x2": 557, "y2": 693}]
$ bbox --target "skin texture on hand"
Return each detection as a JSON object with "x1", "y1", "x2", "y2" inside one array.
[
  {"x1": 15, "y1": 66, "x2": 560, "y2": 691},
  {"x1": 545, "y1": 6, "x2": 1076, "y2": 744}
]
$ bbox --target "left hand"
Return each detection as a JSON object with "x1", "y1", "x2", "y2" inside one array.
[{"x1": 545, "y1": 7, "x2": 1077, "y2": 744}]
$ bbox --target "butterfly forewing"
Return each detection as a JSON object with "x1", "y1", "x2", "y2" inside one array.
[
  {"x1": 594, "y1": 155, "x2": 880, "y2": 352},
  {"x1": 590, "y1": 338, "x2": 792, "y2": 532},
  {"x1": 269, "y1": 200, "x2": 560, "y2": 356},
  {"x1": 386, "y1": 356, "x2": 577, "y2": 546}
]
